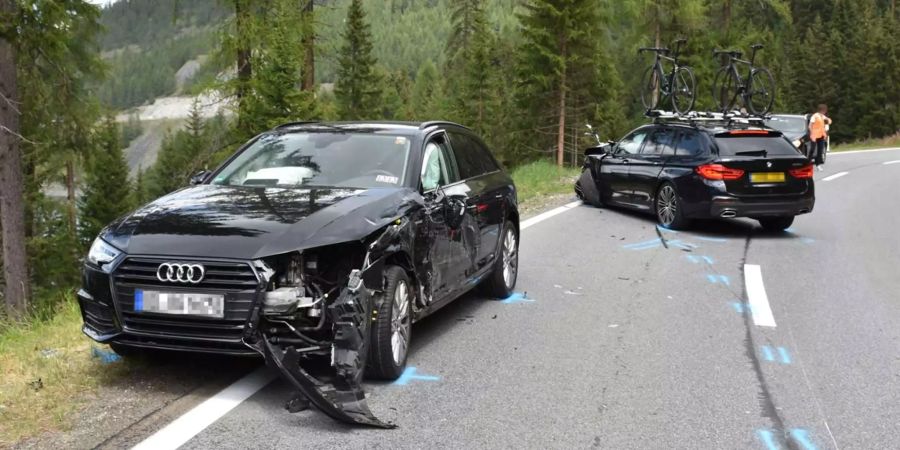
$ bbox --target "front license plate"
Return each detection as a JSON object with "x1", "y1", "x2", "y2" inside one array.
[
  {"x1": 750, "y1": 172, "x2": 785, "y2": 183},
  {"x1": 134, "y1": 289, "x2": 225, "y2": 318}
]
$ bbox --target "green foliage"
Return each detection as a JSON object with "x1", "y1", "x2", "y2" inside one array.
[
  {"x1": 335, "y1": 0, "x2": 383, "y2": 120},
  {"x1": 120, "y1": 113, "x2": 143, "y2": 145},
  {"x1": 78, "y1": 115, "x2": 132, "y2": 245},
  {"x1": 407, "y1": 60, "x2": 445, "y2": 120}
]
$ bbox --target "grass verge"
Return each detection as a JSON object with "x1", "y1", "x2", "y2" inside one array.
[
  {"x1": 831, "y1": 132, "x2": 900, "y2": 152},
  {"x1": 510, "y1": 160, "x2": 580, "y2": 208},
  {"x1": 0, "y1": 295, "x2": 133, "y2": 446}
]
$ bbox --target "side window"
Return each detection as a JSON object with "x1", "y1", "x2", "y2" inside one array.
[
  {"x1": 420, "y1": 135, "x2": 457, "y2": 191},
  {"x1": 448, "y1": 131, "x2": 495, "y2": 179},
  {"x1": 471, "y1": 135, "x2": 501, "y2": 172},
  {"x1": 642, "y1": 129, "x2": 676, "y2": 156},
  {"x1": 676, "y1": 131, "x2": 704, "y2": 156},
  {"x1": 617, "y1": 130, "x2": 649, "y2": 155}
]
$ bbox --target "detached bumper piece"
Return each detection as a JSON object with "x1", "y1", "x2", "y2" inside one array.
[{"x1": 261, "y1": 272, "x2": 396, "y2": 429}]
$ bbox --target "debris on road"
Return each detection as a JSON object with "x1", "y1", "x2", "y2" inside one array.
[{"x1": 90, "y1": 347, "x2": 121, "y2": 364}]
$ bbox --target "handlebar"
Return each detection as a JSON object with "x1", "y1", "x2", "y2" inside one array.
[{"x1": 639, "y1": 47, "x2": 670, "y2": 54}]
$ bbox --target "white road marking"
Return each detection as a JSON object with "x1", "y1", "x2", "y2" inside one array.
[
  {"x1": 822, "y1": 171, "x2": 848, "y2": 181},
  {"x1": 520, "y1": 200, "x2": 582, "y2": 230},
  {"x1": 131, "y1": 200, "x2": 583, "y2": 448},
  {"x1": 131, "y1": 368, "x2": 277, "y2": 450},
  {"x1": 744, "y1": 264, "x2": 777, "y2": 328},
  {"x1": 829, "y1": 147, "x2": 900, "y2": 155},
  {"x1": 882, "y1": 160, "x2": 900, "y2": 165}
]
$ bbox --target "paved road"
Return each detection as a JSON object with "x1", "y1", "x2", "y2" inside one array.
[{"x1": 132, "y1": 149, "x2": 900, "y2": 450}]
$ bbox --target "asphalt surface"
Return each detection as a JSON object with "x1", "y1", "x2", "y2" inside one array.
[{"x1": 136, "y1": 149, "x2": 900, "y2": 450}]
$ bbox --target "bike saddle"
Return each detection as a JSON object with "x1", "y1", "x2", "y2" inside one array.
[{"x1": 751, "y1": 43, "x2": 764, "y2": 50}]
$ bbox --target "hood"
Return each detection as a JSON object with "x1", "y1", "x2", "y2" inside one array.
[{"x1": 103, "y1": 184, "x2": 423, "y2": 259}]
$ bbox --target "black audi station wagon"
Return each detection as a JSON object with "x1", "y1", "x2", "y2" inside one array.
[
  {"x1": 575, "y1": 114, "x2": 815, "y2": 231},
  {"x1": 78, "y1": 121, "x2": 519, "y2": 427}
]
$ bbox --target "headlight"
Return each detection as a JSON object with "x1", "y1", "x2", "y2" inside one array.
[
  {"x1": 87, "y1": 238, "x2": 122, "y2": 267},
  {"x1": 792, "y1": 139, "x2": 802, "y2": 148}
]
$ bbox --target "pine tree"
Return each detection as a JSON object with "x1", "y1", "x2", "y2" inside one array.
[
  {"x1": 133, "y1": 167, "x2": 148, "y2": 206},
  {"x1": 408, "y1": 60, "x2": 443, "y2": 120},
  {"x1": 79, "y1": 115, "x2": 132, "y2": 245},
  {"x1": 445, "y1": 0, "x2": 495, "y2": 133},
  {"x1": 335, "y1": 0, "x2": 383, "y2": 120}
]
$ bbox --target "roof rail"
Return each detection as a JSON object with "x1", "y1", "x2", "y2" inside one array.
[
  {"x1": 646, "y1": 110, "x2": 771, "y2": 128},
  {"x1": 418, "y1": 121, "x2": 469, "y2": 130},
  {"x1": 274, "y1": 121, "x2": 320, "y2": 129}
]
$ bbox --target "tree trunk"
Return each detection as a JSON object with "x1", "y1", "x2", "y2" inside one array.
[
  {"x1": 0, "y1": 0, "x2": 30, "y2": 318},
  {"x1": 66, "y1": 157, "x2": 76, "y2": 231},
  {"x1": 723, "y1": 0, "x2": 732, "y2": 36},
  {"x1": 556, "y1": 39, "x2": 567, "y2": 168},
  {"x1": 301, "y1": 0, "x2": 316, "y2": 92},
  {"x1": 235, "y1": 0, "x2": 252, "y2": 124}
]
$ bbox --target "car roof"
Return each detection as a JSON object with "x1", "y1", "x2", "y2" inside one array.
[{"x1": 271, "y1": 121, "x2": 470, "y2": 134}]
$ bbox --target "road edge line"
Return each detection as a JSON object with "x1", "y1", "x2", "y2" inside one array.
[
  {"x1": 744, "y1": 264, "x2": 777, "y2": 328},
  {"x1": 822, "y1": 171, "x2": 848, "y2": 182},
  {"x1": 829, "y1": 147, "x2": 900, "y2": 155},
  {"x1": 131, "y1": 367, "x2": 277, "y2": 450},
  {"x1": 521, "y1": 200, "x2": 582, "y2": 230}
]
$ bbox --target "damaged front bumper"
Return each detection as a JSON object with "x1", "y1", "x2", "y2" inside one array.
[{"x1": 244, "y1": 270, "x2": 396, "y2": 429}]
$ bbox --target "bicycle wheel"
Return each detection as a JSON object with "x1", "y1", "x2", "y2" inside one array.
[
  {"x1": 671, "y1": 66, "x2": 696, "y2": 115},
  {"x1": 712, "y1": 66, "x2": 739, "y2": 112},
  {"x1": 747, "y1": 67, "x2": 776, "y2": 116},
  {"x1": 640, "y1": 65, "x2": 663, "y2": 111}
]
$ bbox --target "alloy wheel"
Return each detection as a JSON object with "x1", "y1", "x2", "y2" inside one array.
[
  {"x1": 502, "y1": 228, "x2": 518, "y2": 289},
  {"x1": 657, "y1": 185, "x2": 678, "y2": 226},
  {"x1": 390, "y1": 280, "x2": 411, "y2": 365}
]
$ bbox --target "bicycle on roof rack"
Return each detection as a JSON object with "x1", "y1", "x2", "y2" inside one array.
[
  {"x1": 639, "y1": 38, "x2": 697, "y2": 115},
  {"x1": 711, "y1": 44, "x2": 776, "y2": 116}
]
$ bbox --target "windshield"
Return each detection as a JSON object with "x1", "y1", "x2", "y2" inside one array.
[
  {"x1": 212, "y1": 132, "x2": 411, "y2": 189},
  {"x1": 714, "y1": 136, "x2": 801, "y2": 157},
  {"x1": 765, "y1": 116, "x2": 807, "y2": 134}
]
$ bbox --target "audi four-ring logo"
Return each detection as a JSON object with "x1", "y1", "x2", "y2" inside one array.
[{"x1": 156, "y1": 263, "x2": 205, "y2": 283}]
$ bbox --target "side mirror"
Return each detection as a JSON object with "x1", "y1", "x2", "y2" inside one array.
[
  {"x1": 585, "y1": 145, "x2": 607, "y2": 157},
  {"x1": 190, "y1": 170, "x2": 212, "y2": 185}
]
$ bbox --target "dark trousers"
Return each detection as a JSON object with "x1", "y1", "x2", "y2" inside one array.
[{"x1": 812, "y1": 138, "x2": 827, "y2": 165}]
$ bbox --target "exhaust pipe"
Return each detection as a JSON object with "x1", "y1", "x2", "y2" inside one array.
[{"x1": 720, "y1": 210, "x2": 737, "y2": 218}]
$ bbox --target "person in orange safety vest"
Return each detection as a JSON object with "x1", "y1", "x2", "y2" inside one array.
[{"x1": 809, "y1": 104, "x2": 832, "y2": 170}]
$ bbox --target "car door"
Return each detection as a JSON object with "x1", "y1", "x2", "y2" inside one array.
[
  {"x1": 600, "y1": 129, "x2": 649, "y2": 205},
  {"x1": 446, "y1": 131, "x2": 504, "y2": 273},
  {"x1": 629, "y1": 127, "x2": 676, "y2": 209},
  {"x1": 419, "y1": 132, "x2": 466, "y2": 303}
]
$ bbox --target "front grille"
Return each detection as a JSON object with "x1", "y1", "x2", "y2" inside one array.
[{"x1": 112, "y1": 257, "x2": 260, "y2": 346}]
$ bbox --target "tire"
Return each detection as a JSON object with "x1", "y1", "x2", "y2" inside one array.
[
  {"x1": 712, "y1": 66, "x2": 739, "y2": 112},
  {"x1": 482, "y1": 222, "x2": 519, "y2": 298},
  {"x1": 577, "y1": 168, "x2": 604, "y2": 207},
  {"x1": 671, "y1": 66, "x2": 696, "y2": 115},
  {"x1": 640, "y1": 65, "x2": 663, "y2": 111},
  {"x1": 758, "y1": 216, "x2": 794, "y2": 232},
  {"x1": 747, "y1": 67, "x2": 776, "y2": 116},
  {"x1": 366, "y1": 265, "x2": 412, "y2": 380},
  {"x1": 655, "y1": 182, "x2": 691, "y2": 230}
]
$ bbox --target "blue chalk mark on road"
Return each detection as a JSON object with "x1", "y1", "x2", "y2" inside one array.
[
  {"x1": 706, "y1": 274, "x2": 730, "y2": 285},
  {"x1": 393, "y1": 367, "x2": 441, "y2": 386},
  {"x1": 91, "y1": 346, "x2": 122, "y2": 364},
  {"x1": 501, "y1": 292, "x2": 534, "y2": 304},
  {"x1": 623, "y1": 238, "x2": 663, "y2": 250},
  {"x1": 790, "y1": 429, "x2": 819, "y2": 450},
  {"x1": 656, "y1": 225, "x2": 678, "y2": 234},
  {"x1": 777, "y1": 347, "x2": 792, "y2": 364},
  {"x1": 761, "y1": 346, "x2": 791, "y2": 364},
  {"x1": 731, "y1": 302, "x2": 751, "y2": 314},
  {"x1": 668, "y1": 239, "x2": 698, "y2": 250},
  {"x1": 686, "y1": 255, "x2": 715, "y2": 264},
  {"x1": 761, "y1": 345, "x2": 775, "y2": 362},
  {"x1": 696, "y1": 236, "x2": 728, "y2": 243},
  {"x1": 801, "y1": 237, "x2": 815, "y2": 244},
  {"x1": 756, "y1": 429, "x2": 780, "y2": 450}
]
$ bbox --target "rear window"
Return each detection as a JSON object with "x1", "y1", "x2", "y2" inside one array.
[
  {"x1": 765, "y1": 116, "x2": 807, "y2": 134},
  {"x1": 714, "y1": 136, "x2": 801, "y2": 157}
]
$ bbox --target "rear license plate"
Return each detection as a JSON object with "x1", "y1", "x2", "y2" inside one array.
[
  {"x1": 134, "y1": 289, "x2": 225, "y2": 318},
  {"x1": 750, "y1": 172, "x2": 785, "y2": 183}
]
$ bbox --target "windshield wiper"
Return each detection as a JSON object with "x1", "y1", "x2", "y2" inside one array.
[{"x1": 735, "y1": 149, "x2": 768, "y2": 157}]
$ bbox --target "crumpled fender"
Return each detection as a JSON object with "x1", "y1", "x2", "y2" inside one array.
[{"x1": 261, "y1": 272, "x2": 396, "y2": 429}]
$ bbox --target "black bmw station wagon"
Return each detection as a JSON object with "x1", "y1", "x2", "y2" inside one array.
[{"x1": 77, "y1": 121, "x2": 519, "y2": 427}]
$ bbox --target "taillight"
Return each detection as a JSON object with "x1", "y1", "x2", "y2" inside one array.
[
  {"x1": 696, "y1": 164, "x2": 745, "y2": 181},
  {"x1": 789, "y1": 164, "x2": 814, "y2": 179},
  {"x1": 727, "y1": 130, "x2": 771, "y2": 136}
]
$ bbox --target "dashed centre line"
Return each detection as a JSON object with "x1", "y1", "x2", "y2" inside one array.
[
  {"x1": 744, "y1": 264, "x2": 777, "y2": 328},
  {"x1": 882, "y1": 160, "x2": 900, "y2": 165},
  {"x1": 821, "y1": 171, "x2": 849, "y2": 182}
]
